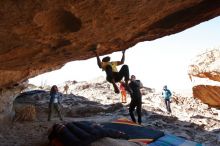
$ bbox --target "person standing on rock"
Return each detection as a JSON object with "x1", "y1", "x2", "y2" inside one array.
[
  {"x1": 162, "y1": 85, "x2": 172, "y2": 113},
  {"x1": 63, "y1": 84, "x2": 69, "y2": 94},
  {"x1": 48, "y1": 85, "x2": 63, "y2": 121},
  {"x1": 94, "y1": 44, "x2": 130, "y2": 94},
  {"x1": 129, "y1": 75, "x2": 143, "y2": 125}
]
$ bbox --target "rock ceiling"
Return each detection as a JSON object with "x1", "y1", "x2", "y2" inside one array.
[{"x1": 1, "y1": 0, "x2": 220, "y2": 89}]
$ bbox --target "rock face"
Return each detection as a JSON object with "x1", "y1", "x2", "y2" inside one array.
[
  {"x1": 1, "y1": 0, "x2": 220, "y2": 88},
  {"x1": 189, "y1": 49, "x2": 220, "y2": 107},
  {"x1": 1, "y1": 0, "x2": 220, "y2": 121},
  {"x1": 0, "y1": 83, "x2": 26, "y2": 122},
  {"x1": 193, "y1": 85, "x2": 220, "y2": 108}
]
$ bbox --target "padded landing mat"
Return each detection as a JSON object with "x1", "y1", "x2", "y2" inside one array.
[
  {"x1": 148, "y1": 134, "x2": 205, "y2": 146},
  {"x1": 102, "y1": 118, "x2": 164, "y2": 144}
]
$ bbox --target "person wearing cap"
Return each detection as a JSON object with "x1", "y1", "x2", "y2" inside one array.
[
  {"x1": 162, "y1": 85, "x2": 172, "y2": 113},
  {"x1": 94, "y1": 45, "x2": 130, "y2": 94}
]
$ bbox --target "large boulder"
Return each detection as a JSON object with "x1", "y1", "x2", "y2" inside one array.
[
  {"x1": 189, "y1": 49, "x2": 220, "y2": 107},
  {"x1": 193, "y1": 85, "x2": 220, "y2": 108}
]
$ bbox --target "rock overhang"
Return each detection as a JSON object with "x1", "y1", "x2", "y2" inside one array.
[{"x1": 1, "y1": 0, "x2": 220, "y2": 88}]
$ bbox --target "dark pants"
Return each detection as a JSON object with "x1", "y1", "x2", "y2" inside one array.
[
  {"x1": 48, "y1": 103, "x2": 63, "y2": 121},
  {"x1": 105, "y1": 65, "x2": 129, "y2": 83},
  {"x1": 164, "y1": 99, "x2": 171, "y2": 113},
  {"x1": 129, "y1": 99, "x2": 142, "y2": 124}
]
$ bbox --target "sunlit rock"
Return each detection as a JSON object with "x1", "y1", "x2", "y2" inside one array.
[{"x1": 189, "y1": 49, "x2": 220, "y2": 107}]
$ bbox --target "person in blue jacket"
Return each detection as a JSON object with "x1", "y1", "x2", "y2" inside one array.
[
  {"x1": 48, "y1": 85, "x2": 63, "y2": 121},
  {"x1": 162, "y1": 85, "x2": 172, "y2": 113}
]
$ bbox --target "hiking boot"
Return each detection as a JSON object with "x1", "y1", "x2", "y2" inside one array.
[{"x1": 113, "y1": 84, "x2": 120, "y2": 94}]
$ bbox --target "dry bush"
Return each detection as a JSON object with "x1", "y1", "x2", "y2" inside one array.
[{"x1": 14, "y1": 105, "x2": 36, "y2": 121}]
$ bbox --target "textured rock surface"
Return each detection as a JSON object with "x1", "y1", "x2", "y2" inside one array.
[
  {"x1": 188, "y1": 49, "x2": 220, "y2": 81},
  {"x1": 0, "y1": 83, "x2": 26, "y2": 123},
  {"x1": 189, "y1": 49, "x2": 220, "y2": 107},
  {"x1": 193, "y1": 85, "x2": 220, "y2": 108},
  {"x1": 1, "y1": 0, "x2": 220, "y2": 88}
]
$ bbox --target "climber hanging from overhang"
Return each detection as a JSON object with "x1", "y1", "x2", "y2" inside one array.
[{"x1": 94, "y1": 44, "x2": 131, "y2": 94}]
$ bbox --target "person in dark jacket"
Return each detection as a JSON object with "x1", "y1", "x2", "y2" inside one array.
[
  {"x1": 48, "y1": 85, "x2": 63, "y2": 121},
  {"x1": 94, "y1": 44, "x2": 130, "y2": 94},
  {"x1": 128, "y1": 75, "x2": 143, "y2": 125}
]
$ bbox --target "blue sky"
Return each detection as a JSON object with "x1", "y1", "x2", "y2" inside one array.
[{"x1": 29, "y1": 16, "x2": 220, "y2": 93}]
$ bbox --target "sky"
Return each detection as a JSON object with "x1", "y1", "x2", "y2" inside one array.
[{"x1": 29, "y1": 16, "x2": 220, "y2": 93}]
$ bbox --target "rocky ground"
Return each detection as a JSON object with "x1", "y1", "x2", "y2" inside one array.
[{"x1": 0, "y1": 77, "x2": 220, "y2": 146}]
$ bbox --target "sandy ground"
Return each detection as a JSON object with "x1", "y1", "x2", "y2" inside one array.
[{"x1": 0, "y1": 113, "x2": 127, "y2": 146}]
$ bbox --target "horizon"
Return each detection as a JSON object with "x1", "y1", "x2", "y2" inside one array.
[{"x1": 29, "y1": 16, "x2": 220, "y2": 95}]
